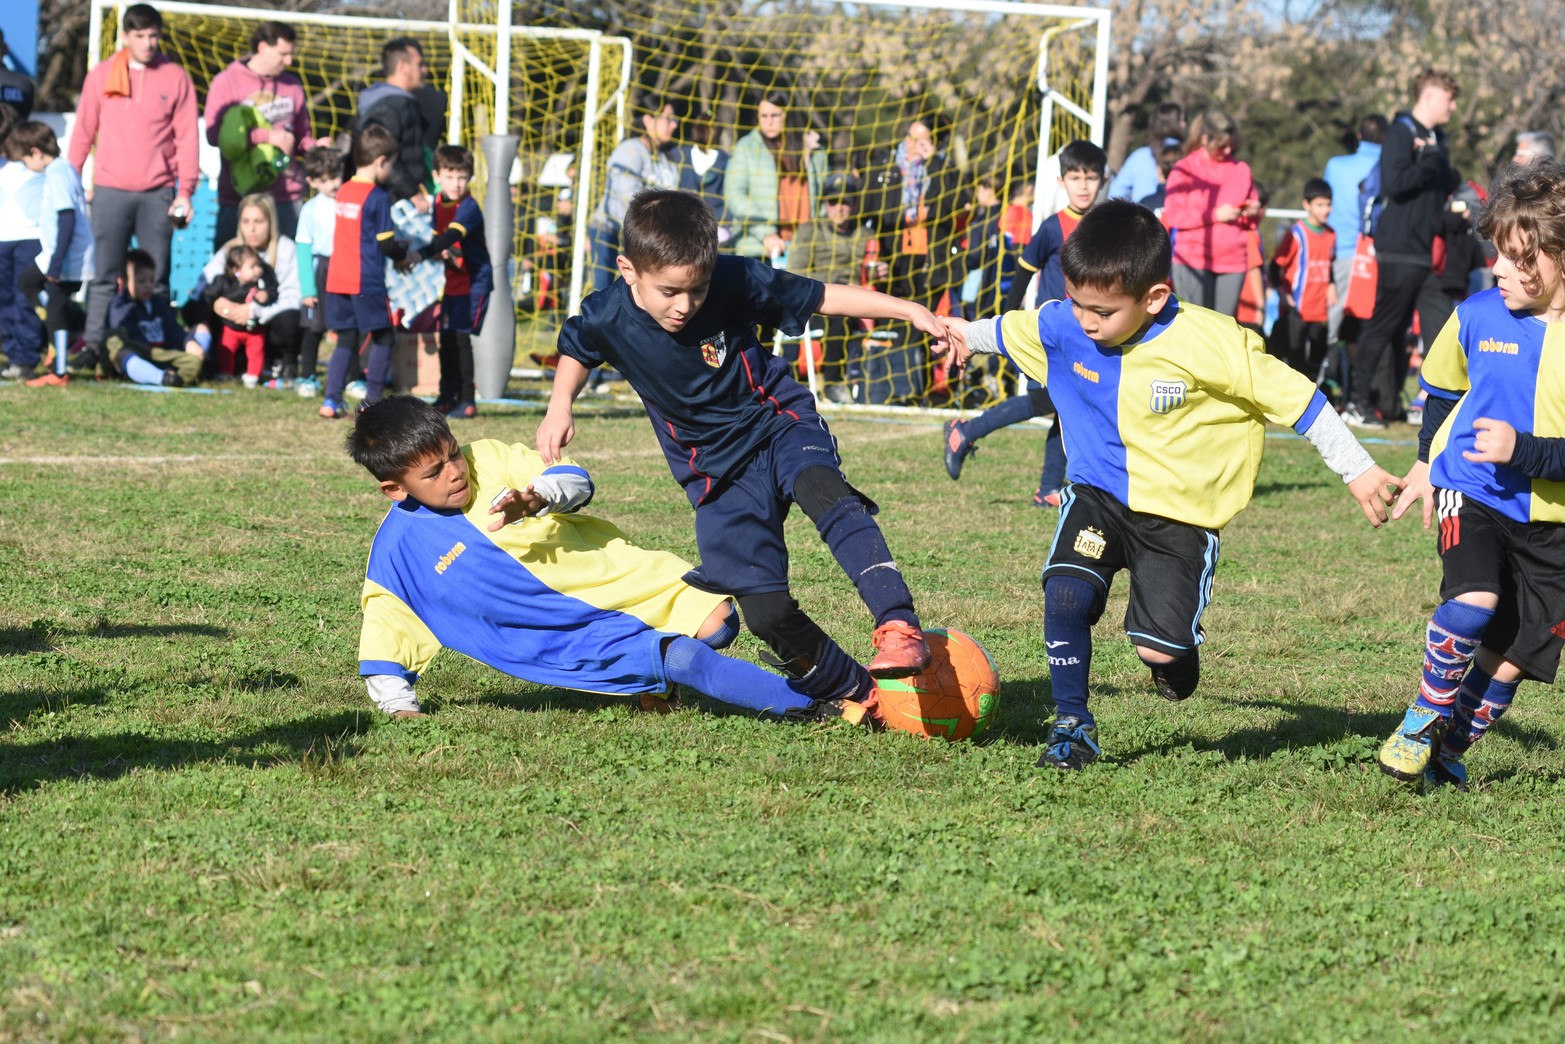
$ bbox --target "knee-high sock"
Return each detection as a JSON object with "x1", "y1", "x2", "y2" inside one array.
[
  {"x1": 1439, "y1": 664, "x2": 1519, "y2": 758},
  {"x1": 1044, "y1": 575, "x2": 1096, "y2": 724},
  {"x1": 814, "y1": 497, "x2": 918, "y2": 629},
  {"x1": 364, "y1": 330, "x2": 394, "y2": 404},
  {"x1": 325, "y1": 330, "x2": 357, "y2": 400},
  {"x1": 120, "y1": 351, "x2": 165, "y2": 386},
  {"x1": 1415, "y1": 600, "x2": 1495, "y2": 714},
  {"x1": 53, "y1": 329, "x2": 69, "y2": 376},
  {"x1": 662, "y1": 636, "x2": 814, "y2": 714}
]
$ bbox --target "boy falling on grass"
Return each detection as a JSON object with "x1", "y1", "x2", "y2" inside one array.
[
  {"x1": 944, "y1": 199, "x2": 1403, "y2": 770},
  {"x1": 347, "y1": 396, "x2": 873, "y2": 723},
  {"x1": 1379, "y1": 161, "x2": 1565, "y2": 790},
  {"x1": 538, "y1": 189, "x2": 947, "y2": 719}
]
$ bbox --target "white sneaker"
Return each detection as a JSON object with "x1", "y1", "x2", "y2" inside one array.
[
  {"x1": 296, "y1": 377, "x2": 320, "y2": 398},
  {"x1": 241, "y1": 373, "x2": 259, "y2": 389},
  {"x1": 344, "y1": 380, "x2": 367, "y2": 401},
  {"x1": 1341, "y1": 404, "x2": 1386, "y2": 431}
]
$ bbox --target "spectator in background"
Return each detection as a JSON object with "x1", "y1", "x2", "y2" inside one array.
[
  {"x1": 1511, "y1": 131, "x2": 1555, "y2": 165},
  {"x1": 1135, "y1": 141, "x2": 1184, "y2": 214},
  {"x1": 1342, "y1": 69, "x2": 1459, "y2": 430},
  {"x1": 0, "y1": 30, "x2": 35, "y2": 120},
  {"x1": 679, "y1": 108, "x2": 731, "y2": 245},
  {"x1": 1161, "y1": 109, "x2": 1259, "y2": 316},
  {"x1": 70, "y1": 2, "x2": 199, "y2": 360},
  {"x1": 191, "y1": 192, "x2": 302, "y2": 384},
  {"x1": 1322, "y1": 113, "x2": 1387, "y2": 349},
  {"x1": 586, "y1": 95, "x2": 681, "y2": 291},
  {"x1": 787, "y1": 171, "x2": 881, "y2": 402},
  {"x1": 204, "y1": 20, "x2": 314, "y2": 247},
  {"x1": 356, "y1": 37, "x2": 431, "y2": 206},
  {"x1": 102, "y1": 248, "x2": 203, "y2": 386},
  {"x1": 1108, "y1": 102, "x2": 1185, "y2": 203},
  {"x1": 726, "y1": 91, "x2": 826, "y2": 260},
  {"x1": 11, "y1": 121, "x2": 94, "y2": 388},
  {"x1": 0, "y1": 106, "x2": 45, "y2": 380}
]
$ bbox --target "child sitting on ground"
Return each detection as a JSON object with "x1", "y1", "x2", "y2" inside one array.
[
  {"x1": 102, "y1": 248, "x2": 205, "y2": 387},
  {"x1": 1378, "y1": 160, "x2": 1565, "y2": 789},
  {"x1": 203, "y1": 243, "x2": 274, "y2": 386},
  {"x1": 347, "y1": 396, "x2": 875, "y2": 724},
  {"x1": 944, "y1": 199, "x2": 1402, "y2": 771}
]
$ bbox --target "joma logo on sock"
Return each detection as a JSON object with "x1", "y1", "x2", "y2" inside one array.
[{"x1": 435, "y1": 542, "x2": 467, "y2": 574}]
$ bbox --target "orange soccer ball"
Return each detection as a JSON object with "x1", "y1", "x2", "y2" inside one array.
[{"x1": 874, "y1": 628, "x2": 1000, "y2": 741}]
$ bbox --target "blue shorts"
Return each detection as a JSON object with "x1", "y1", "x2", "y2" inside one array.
[
  {"x1": 440, "y1": 292, "x2": 489, "y2": 335},
  {"x1": 326, "y1": 292, "x2": 392, "y2": 333},
  {"x1": 684, "y1": 418, "x2": 849, "y2": 597}
]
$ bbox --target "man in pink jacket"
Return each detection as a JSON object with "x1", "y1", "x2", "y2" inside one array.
[
  {"x1": 70, "y1": 3, "x2": 199, "y2": 355},
  {"x1": 202, "y1": 20, "x2": 314, "y2": 249}
]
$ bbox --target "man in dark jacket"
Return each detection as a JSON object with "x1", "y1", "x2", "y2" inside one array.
[
  {"x1": 1343, "y1": 68, "x2": 1460, "y2": 430},
  {"x1": 355, "y1": 37, "x2": 431, "y2": 205}
]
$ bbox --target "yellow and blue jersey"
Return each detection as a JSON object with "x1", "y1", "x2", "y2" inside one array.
[
  {"x1": 1421, "y1": 287, "x2": 1565, "y2": 524},
  {"x1": 993, "y1": 297, "x2": 1324, "y2": 530},
  {"x1": 358, "y1": 439, "x2": 726, "y2": 695}
]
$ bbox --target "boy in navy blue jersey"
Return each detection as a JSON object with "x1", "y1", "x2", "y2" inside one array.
[
  {"x1": 411, "y1": 144, "x2": 492, "y2": 419},
  {"x1": 320, "y1": 123, "x2": 409, "y2": 419},
  {"x1": 538, "y1": 189, "x2": 947, "y2": 713},
  {"x1": 1380, "y1": 161, "x2": 1565, "y2": 789},
  {"x1": 943, "y1": 141, "x2": 1108, "y2": 505}
]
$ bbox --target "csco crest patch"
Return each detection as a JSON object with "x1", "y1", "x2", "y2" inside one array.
[
  {"x1": 700, "y1": 333, "x2": 728, "y2": 368},
  {"x1": 1150, "y1": 379, "x2": 1187, "y2": 414}
]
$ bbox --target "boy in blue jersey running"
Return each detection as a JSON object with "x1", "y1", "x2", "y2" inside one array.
[
  {"x1": 347, "y1": 396, "x2": 874, "y2": 723},
  {"x1": 538, "y1": 189, "x2": 948, "y2": 714},
  {"x1": 1379, "y1": 161, "x2": 1565, "y2": 789},
  {"x1": 945, "y1": 199, "x2": 1402, "y2": 770}
]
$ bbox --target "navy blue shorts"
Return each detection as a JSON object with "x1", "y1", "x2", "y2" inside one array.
[
  {"x1": 326, "y1": 292, "x2": 392, "y2": 333},
  {"x1": 440, "y1": 292, "x2": 488, "y2": 335},
  {"x1": 684, "y1": 417, "x2": 846, "y2": 597}
]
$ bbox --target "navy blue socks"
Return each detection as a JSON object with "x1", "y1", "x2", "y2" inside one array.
[{"x1": 1044, "y1": 575, "x2": 1096, "y2": 723}]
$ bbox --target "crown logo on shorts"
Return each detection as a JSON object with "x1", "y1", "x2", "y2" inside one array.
[
  {"x1": 1073, "y1": 526, "x2": 1107, "y2": 560},
  {"x1": 1150, "y1": 379, "x2": 1187, "y2": 414}
]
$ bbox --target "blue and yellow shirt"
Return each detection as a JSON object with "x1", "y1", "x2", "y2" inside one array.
[
  {"x1": 359, "y1": 439, "x2": 725, "y2": 695},
  {"x1": 991, "y1": 297, "x2": 1325, "y2": 530},
  {"x1": 1421, "y1": 287, "x2": 1565, "y2": 524}
]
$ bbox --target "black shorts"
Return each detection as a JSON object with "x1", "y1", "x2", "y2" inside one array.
[
  {"x1": 1435, "y1": 488, "x2": 1565, "y2": 683},
  {"x1": 1044, "y1": 483, "x2": 1220, "y2": 655}
]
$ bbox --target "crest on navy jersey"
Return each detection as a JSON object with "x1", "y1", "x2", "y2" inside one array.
[
  {"x1": 1150, "y1": 379, "x2": 1187, "y2": 414},
  {"x1": 700, "y1": 333, "x2": 728, "y2": 368}
]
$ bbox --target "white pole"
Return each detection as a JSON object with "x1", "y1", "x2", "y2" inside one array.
[
  {"x1": 446, "y1": 0, "x2": 464, "y2": 146},
  {"x1": 495, "y1": 0, "x2": 512, "y2": 135},
  {"x1": 1090, "y1": 12, "x2": 1110, "y2": 145},
  {"x1": 569, "y1": 39, "x2": 605, "y2": 316}
]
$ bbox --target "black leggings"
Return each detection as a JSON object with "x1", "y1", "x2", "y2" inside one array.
[{"x1": 17, "y1": 265, "x2": 79, "y2": 343}]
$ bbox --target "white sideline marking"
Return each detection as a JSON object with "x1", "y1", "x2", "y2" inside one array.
[{"x1": 0, "y1": 454, "x2": 302, "y2": 466}]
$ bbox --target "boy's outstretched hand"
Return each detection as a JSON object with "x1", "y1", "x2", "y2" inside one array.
[
  {"x1": 536, "y1": 408, "x2": 575, "y2": 464},
  {"x1": 942, "y1": 316, "x2": 973, "y2": 373},
  {"x1": 487, "y1": 485, "x2": 549, "y2": 530},
  {"x1": 1348, "y1": 465, "x2": 1404, "y2": 528},
  {"x1": 1391, "y1": 460, "x2": 1434, "y2": 528}
]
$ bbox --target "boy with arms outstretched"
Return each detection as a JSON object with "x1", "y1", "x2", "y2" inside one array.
[
  {"x1": 1379, "y1": 161, "x2": 1565, "y2": 789},
  {"x1": 945, "y1": 199, "x2": 1402, "y2": 769},
  {"x1": 538, "y1": 189, "x2": 946, "y2": 714},
  {"x1": 349, "y1": 396, "x2": 873, "y2": 723}
]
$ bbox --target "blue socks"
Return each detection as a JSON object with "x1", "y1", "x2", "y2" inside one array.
[
  {"x1": 1415, "y1": 599, "x2": 1495, "y2": 715},
  {"x1": 53, "y1": 329, "x2": 68, "y2": 376},
  {"x1": 813, "y1": 497, "x2": 918, "y2": 629},
  {"x1": 962, "y1": 392, "x2": 1039, "y2": 441},
  {"x1": 699, "y1": 604, "x2": 740, "y2": 650},
  {"x1": 662, "y1": 636, "x2": 814, "y2": 715},
  {"x1": 1044, "y1": 575, "x2": 1097, "y2": 724},
  {"x1": 121, "y1": 352, "x2": 165, "y2": 386},
  {"x1": 1440, "y1": 664, "x2": 1520, "y2": 759},
  {"x1": 1039, "y1": 424, "x2": 1067, "y2": 493}
]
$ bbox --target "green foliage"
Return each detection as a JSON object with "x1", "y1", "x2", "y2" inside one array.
[{"x1": 3, "y1": 386, "x2": 1563, "y2": 1039}]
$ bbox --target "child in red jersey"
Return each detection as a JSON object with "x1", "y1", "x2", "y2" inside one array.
[{"x1": 1268, "y1": 178, "x2": 1338, "y2": 380}]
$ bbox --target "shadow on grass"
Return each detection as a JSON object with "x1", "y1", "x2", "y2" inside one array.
[
  {"x1": 1116, "y1": 698, "x2": 1408, "y2": 764},
  {"x1": 0, "y1": 711, "x2": 371, "y2": 795},
  {"x1": 0, "y1": 621, "x2": 230, "y2": 654},
  {"x1": 1253, "y1": 478, "x2": 1330, "y2": 498}
]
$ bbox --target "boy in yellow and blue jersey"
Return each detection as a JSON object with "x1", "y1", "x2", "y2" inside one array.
[
  {"x1": 1380, "y1": 161, "x2": 1565, "y2": 789},
  {"x1": 945, "y1": 199, "x2": 1401, "y2": 769},
  {"x1": 347, "y1": 396, "x2": 875, "y2": 723}
]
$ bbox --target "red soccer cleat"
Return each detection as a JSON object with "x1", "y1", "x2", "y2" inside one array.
[{"x1": 867, "y1": 621, "x2": 931, "y2": 679}]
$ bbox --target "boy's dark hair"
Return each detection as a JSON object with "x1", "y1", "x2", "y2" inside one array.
[
  {"x1": 5, "y1": 119, "x2": 56, "y2": 160},
  {"x1": 1147, "y1": 102, "x2": 1185, "y2": 145},
  {"x1": 381, "y1": 36, "x2": 422, "y2": 79},
  {"x1": 122, "y1": 248, "x2": 156, "y2": 279},
  {"x1": 434, "y1": 144, "x2": 474, "y2": 175},
  {"x1": 621, "y1": 189, "x2": 717, "y2": 274},
  {"x1": 347, "y1": 396, "x2": 456, "y2": 482},
  {"x1": 1059, "y1": 139, "x2": 1108, "y2": 178},
  {"x1": 250, "y1": 20, "x2": 295, "y2": 52},
  {"x1": 1358, "y1": 114, "x2": 1389, "y2": 145},
  {"x1": 123, "y1": 4, "x2": 162, "y2": 31},
  {"x1": 353, "y1": 123, "x2": 398, "y2": 168},
  {"x1": 973, "y1": 171, "x2": 997, "y2": 192},
  {"x1": 302, "y1": 144, "x2": 343, "y2": 181},
  {"x1": 226, "y1": 244, "x2": 262, "y2": 274},
  {"x1": 1156, "y1": 142, "x2": 1182, "y2": 176},
  {"x1": 1302, "y1": 177, "x2": 1332, "y2": 202},
  {"x1": 1479, "y1": 159, "x2": 1565, "y2": 281},
  {"x1": 1060, "y1": 199, "x2": 1171, "y2": 298}
]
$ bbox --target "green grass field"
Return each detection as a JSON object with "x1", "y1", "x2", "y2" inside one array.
[{"x1": 3, "y1": 384, "x2": 1563, "y2": 1041}]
